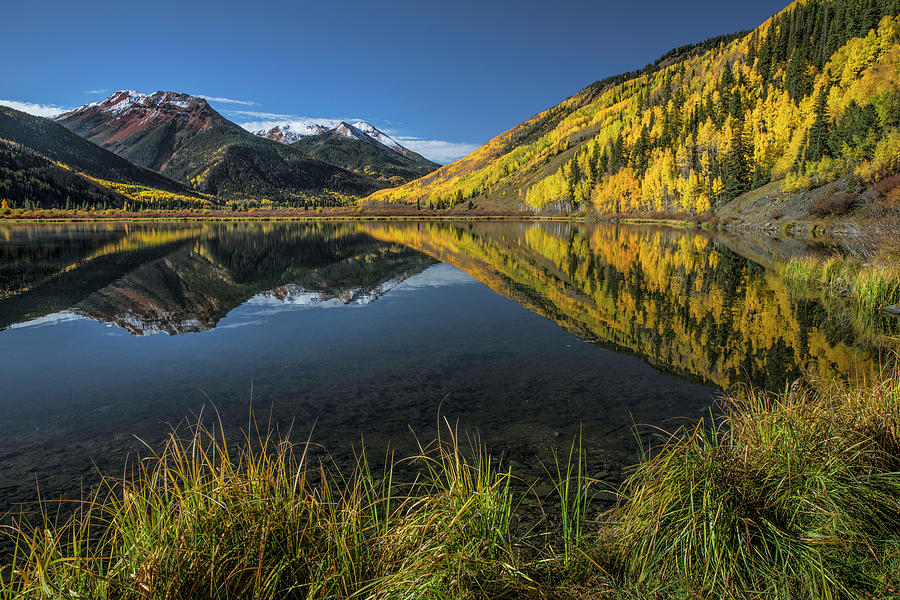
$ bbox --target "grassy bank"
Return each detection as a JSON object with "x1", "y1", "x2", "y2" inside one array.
[
  {"x1": 784, "y1": 256, "x2": 900, "y2": 314},
  {"x1": 2, "y1": 366, "x2": 899, "y2": 599},
  {"x1": 615, "y1": 368, "x2": 900, "y2": 598}
]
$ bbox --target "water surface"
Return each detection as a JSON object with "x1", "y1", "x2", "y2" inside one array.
[{"x1": 0, "y1": 221, "x2": 892, "y2": 518}]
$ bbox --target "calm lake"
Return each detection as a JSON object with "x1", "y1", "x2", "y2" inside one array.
[{"x1": 0, "y1": 221, "x2": 894, "y2": 518}]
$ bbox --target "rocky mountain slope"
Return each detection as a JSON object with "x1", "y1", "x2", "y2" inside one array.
[{"x1": 56, "y1": 91, "x2": 379, "y2": 203}]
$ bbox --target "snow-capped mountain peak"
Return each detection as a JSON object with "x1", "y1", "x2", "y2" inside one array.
[
  {"x1": 250, "y1": 118, "x2": 417, "y2": 159},
  {"x1": 350, "y1": 121, "x2": 406, "y2": 155},
  {"x1": 331, "y1": 121, "x2": 369, "y2": 142},
  {"x1": 327, "y1": 121, "x2": 422, "y2": 159},
  {"x1": 252, "y1": 122, "x2": 329, "y2": 144},
  {"x1": 65, "y1": 90, "x2": 201, "y2": 119},
  {"x1": 252, "y1": 120, "x2": 397, "y2": 146}
]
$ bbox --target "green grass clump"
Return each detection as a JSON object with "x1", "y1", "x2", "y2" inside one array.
[
  {"x1": 3, "y1": 368, "x2": 900, "y2": 599},
  {"x1": 614, "y1": 367, "x2": 900, "y2": 599},
  {"x1": 784, "y1": 255, "x2": 900, "y2": 313},
  {"x1": 852, "y1": 265, "x2": 900, "y2": 312},
  {"x1": 0, "y1": 420, "x2": 529, "y2": 600},
  {"x1": 547, "y1": 436, "x2": 597, "y2": 571}
]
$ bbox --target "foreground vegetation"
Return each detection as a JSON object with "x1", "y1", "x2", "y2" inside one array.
[
  {"x1": 1, "y1": 362, "x2": 899, "y2": 599},
  {"x1": 785, "y1": 255, "x2": 900, "y2": 312},
  {"x1": 783, "y1": 226, "x2": 900, "y2": 337}
]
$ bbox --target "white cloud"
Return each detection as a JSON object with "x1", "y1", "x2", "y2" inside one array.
[
  {"x1": 228, "y1": 109, "x2": 292, "y2": 119},
  {"x1": 0, "y1": 99, "x2": 68, "y2": 118},
  {"x1": 197, "y1": 95, "x2": 258, "y2": 106},
  {"x1": 392, "y1": 137, "x2": 479, "y2": 164},
  {"x1": 83, "y1": 89, "x2": 108, "y2": 95}
]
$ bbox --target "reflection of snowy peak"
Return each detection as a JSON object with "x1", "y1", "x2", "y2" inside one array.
[
  {"x1": 76, "y1": 277, "x2": 410, "y2": 336},
  {"x1": 249, "y1": 275, "x2": 409, "y2": 310},
  {"x1": 69, "y1": 261, "x2": 425, "y2": 336},
  {"x1": 4, "y1": 226, "x2": 438, "y2": 338},
  {"x1": 87, "y1": 311, "x2": 205, "y2": 337},
  {"x1": 74, "y1": 294, "x2": 214, "y2": 336}
]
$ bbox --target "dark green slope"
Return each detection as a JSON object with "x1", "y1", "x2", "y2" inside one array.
[
  {"x1": 157, "y1": 125, "x2": 380, "y2": 201},
  {"x1": 290, "y1": 134, "x2": 438, "y2": 185},
  {"x1": 0, "y1": 139, "x2": 130, "y2": 208},
  {"x1": 0, "y1": 106, "x2": 197, "y2": 197}
]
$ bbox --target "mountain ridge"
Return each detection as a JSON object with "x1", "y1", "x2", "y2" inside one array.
[{"x1": 57, "y1": 91, "x2": 437, "y2": 201}]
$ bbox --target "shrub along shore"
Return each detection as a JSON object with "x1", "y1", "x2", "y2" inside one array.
[{"x1": 1, "y1": 364, "x2": 899, "y2": 599}]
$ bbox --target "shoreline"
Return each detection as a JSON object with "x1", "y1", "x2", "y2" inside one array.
[
  {"x1": 2, "y1": 366, "x2": 898, "y2": 599},
  {"x1": 0, "y1": 210, "x2": 878, "y2": 237}
]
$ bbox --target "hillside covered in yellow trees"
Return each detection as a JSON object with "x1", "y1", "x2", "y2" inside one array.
[{"x1": 367, "y1": 0, "x2": 900, "y2": 217}]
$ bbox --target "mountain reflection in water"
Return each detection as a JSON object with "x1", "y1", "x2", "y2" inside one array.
[{"x1": 0, "y1": 220, "x2": 894, "y2": 525}]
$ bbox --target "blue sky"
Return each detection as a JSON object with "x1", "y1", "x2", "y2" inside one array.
[{"x1": 2, "y1": 0, "x2": 789, "y2": 162}]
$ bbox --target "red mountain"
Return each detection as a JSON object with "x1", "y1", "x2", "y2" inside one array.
[
  {"x1": 56, "y1": 90, "x2": 236, "y2": 172},
  {"x1": 55, "y1": 91, "x2": 378, "y2": 201}
]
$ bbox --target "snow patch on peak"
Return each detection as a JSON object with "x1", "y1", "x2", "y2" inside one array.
[
  {"x1": 68, "y1": 90, "x2": 200, "y2": 118},
  {"x1": 252, "y1": 122, "x2": 329, "y2": 143},
  {"x1": 332, "y1": 121, "x2": 368, "y2": 142},
  {"x1": 351, "y1": 121, "x2": 406, "y2": 154},
  {"x1": 79, "y1": 90, "x2": 146, "y2": 113}
]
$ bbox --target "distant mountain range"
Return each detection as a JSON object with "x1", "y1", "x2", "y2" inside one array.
[
  {"x1": 5, "y1": 0, "x2": 897, "y2": 216},
  {"x1": 286, "y1": 121, "x2": 438, "y2": 185},
  {"x1": 0, "y1": 89, "x2": 443, "y2": 210},
  {"x1": 252, "y1": 119, "x2": 438, "y2": 184},
  {"x1": 53, "y1": 90, "x2": 438, "y2": 203},
  {"x1": 255, "y1": 119, "x2": 429, "y2": 162}
]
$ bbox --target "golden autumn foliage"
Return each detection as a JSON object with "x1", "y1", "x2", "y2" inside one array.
[
  {"x1": 592, "y1": 168, "x2": 643, "y2": 213},
  {"x1": 82, "y1": 176, "x2": 213, "y2": 207},
  {"x1": 369, "y1": 2, "x2": 900, "y2": 216},
  {"x1": 359, "y1": 221, "x2": 887, "y2": 389}
]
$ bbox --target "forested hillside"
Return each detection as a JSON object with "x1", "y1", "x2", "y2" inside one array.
[
  {"x1": 0, "y1": 107, "x2": 212, "y2": 210},
  {"x1": 0, "y1": 140, "x2": 132, "y2": 210},
  {"x1": 0, "y1": 106, "x2": 199, "y2": 198},
  {"x1": 369, "y1": 0, "x2": 900, "y2": 215}
]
